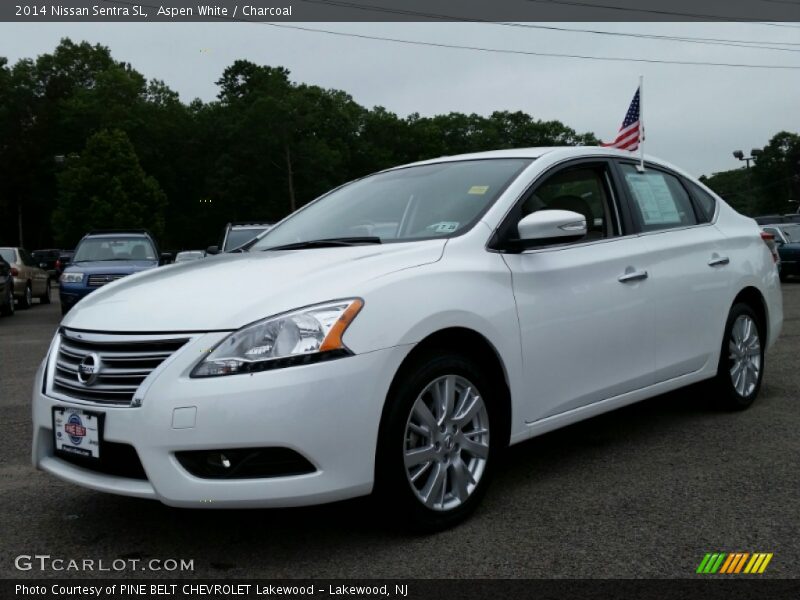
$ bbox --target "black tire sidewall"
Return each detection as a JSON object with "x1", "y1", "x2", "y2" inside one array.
[
  {"x1": 376, "y1": 350, "x2": 503, "y2": 531},
  {"x1": 20, "y1": 283, "x2": 31, "y2": 309},
  {"x1": 715, "y1": 303, "x2": 765, "y2": 410},
  {"x1": 40, "y1": 281, "x2": 51, "y2": 304}
]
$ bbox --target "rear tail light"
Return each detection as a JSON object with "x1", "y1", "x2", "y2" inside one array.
[
  {"x1": 760, "y1": 231, "x2": 778, "y2": 263},
  {"x1": 9, "y1": 267, "x2": 18, "y2": 277},
  {"x1": 55, "y1": 260, "x2": 61, "y2": 270}
]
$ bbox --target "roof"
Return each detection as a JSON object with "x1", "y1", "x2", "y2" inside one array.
[{"x1": 395, "y1": 146, "x2": 694, "y2": 183}]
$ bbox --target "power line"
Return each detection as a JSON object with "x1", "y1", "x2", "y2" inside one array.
[
  {"x1": 523, "y1": 0, "x2": 800, "y2": 28},
  {"x1": 103, "y1": 0, "x2": 800, "y2": 69},
  {"x1": 245, "y1": 22, "x2": 800, "y2": 70},
  {"x1": 300, "y1": 0, "x2": 800, "y2": 52}
]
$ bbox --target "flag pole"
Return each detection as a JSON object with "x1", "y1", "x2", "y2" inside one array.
[{"x1": 638, "y1": 75, "x2": 645, "y2": 172}]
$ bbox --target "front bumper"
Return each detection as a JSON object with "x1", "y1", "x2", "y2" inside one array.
[
  {"x1": 32, "y1": 335, "x2": 411, "y2": 508},
  {"x1": 59, "y1": 283, "x2": 95, "y2": 310}
]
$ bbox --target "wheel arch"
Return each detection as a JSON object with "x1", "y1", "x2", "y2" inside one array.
[
  {"x1": 379, "y1": 327, "x2": 513, "y2": 450},
  {"x1": 731, "y1": 286, "x2": 769, "y2": 343}
]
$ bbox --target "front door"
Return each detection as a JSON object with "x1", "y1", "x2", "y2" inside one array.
[{"x1": 501, "y1": 161, "x2": 655, "y2": 423}]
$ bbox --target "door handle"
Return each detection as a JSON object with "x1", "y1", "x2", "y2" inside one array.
[
  {"x1": 618, "y1": 268, "x2": 648, "y2": 283},
  {"x1": 708, "y1": 255, "x2": 730, "y2": 267}
]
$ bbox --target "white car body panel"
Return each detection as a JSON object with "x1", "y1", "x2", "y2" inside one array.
[{"x1": 32, "y1": 146, "x2": 783, "y2": 508}]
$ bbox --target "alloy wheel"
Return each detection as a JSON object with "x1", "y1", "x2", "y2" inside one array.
[
  {"x1": 403, "y1": 375, "x2": 490, "y2": 511},
  {"x1": 729, "y1": 314, "x2": 761, "y2": 397}
]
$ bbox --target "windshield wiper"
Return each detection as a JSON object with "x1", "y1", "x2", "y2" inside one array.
[{"x1": 262, "y1": 237, "x2": 382, "y2": 251}]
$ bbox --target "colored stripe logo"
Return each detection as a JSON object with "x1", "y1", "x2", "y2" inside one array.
[{"x1": 696, "y1": 552, "x2": 773, "y2": 574}]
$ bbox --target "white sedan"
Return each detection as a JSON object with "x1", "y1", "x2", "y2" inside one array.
[{"x1": 32, "y1": 147, "x2": 782, "y2": 529}]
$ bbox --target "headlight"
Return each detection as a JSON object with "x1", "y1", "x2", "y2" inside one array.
[
  {"x1": 191, "y1": 298, "x2": 364, "y2": 377},
  {"x1": 60, "y1": 272, "x2": 84, "y2": 283}
]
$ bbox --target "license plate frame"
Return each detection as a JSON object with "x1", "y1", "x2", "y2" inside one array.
[{"x1": 52, "y1": 407, "x2": 104, "y2": 461}]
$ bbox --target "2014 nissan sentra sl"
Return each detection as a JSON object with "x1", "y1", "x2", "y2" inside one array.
[{"x1": 32, "y1": 147, "x2": 783, "y2": 529}]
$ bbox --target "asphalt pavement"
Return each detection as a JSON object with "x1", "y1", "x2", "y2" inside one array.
[{"x1": 1, "y1": 284, "x2": 798, "y2": 579}]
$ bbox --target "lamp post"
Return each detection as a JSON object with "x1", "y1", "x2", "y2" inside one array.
[{"x1": 732, "y1": 148, "x2": 762, "y2": 169}]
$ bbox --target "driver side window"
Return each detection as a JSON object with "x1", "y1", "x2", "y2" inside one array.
[{"x1": 520, "y1": 165, "x2": 616, "y2": 241}]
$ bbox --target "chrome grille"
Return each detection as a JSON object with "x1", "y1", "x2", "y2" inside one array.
[
  {"x1": 52, "y1": 330, "x2": 189, "y2": 406},
  {"x1": 87, "y1": 274, "x2": 126, "y2": 287}
]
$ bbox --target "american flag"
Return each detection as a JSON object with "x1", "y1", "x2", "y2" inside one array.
[{"x1": 601, "y1": 88, "x2": 642, "y2": 151}]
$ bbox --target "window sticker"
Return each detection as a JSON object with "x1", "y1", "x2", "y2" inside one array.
[
  {"x1": 428, "y1": 221, "x2": 459, "y2": 233},
  {"x1": 625, "y1": 173, "x2": 681, "y2": 225},
  {"x1": 468, "y1": 185, "x2": 490, "y2": 195}
]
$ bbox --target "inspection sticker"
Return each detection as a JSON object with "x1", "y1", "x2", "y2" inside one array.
[{"x1": 468, "y1": 185, "x2": 489, "y2": 195}]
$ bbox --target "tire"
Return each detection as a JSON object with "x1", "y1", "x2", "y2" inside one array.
[
  {"x1": 18, "y1": 282, "x2": 32, "y2": 310},
  {"x1": 711, "y1": 303, "x2": 765, "y2": 411},
  {"x1": 40, "y1": 280, "x2": 51, "y2": 304},
  {"x1": 39, "y1": 280, "x2": 51, "y2": 304},
  {"x1": 0, "y1": 285, "x2": 13, "y2": 316},
  {"x1": 375, "y1": 349, "x2": 502, "y2": 531}
]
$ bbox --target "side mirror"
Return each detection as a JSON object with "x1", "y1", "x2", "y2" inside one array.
[
  {"x1": 159, "y1": 252, "x2": 173, "y2": 265},
  {"x1": 206, "y1": 245, "x2": 219, "y2": 255},
  {"x1": 516, "y1": 209, "x2": 587, "y2": 248}
]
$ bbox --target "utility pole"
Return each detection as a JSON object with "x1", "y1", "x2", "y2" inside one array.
[{"x1": 17, "y1": 203, "x2": 23, "y2": 247}]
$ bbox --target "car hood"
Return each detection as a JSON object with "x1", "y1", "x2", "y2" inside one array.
[
  {"x1": 63, "y1": 241, "x2": 446, "y2": 332},
  {"x1": 67, "y1": 260, "x2": 158, "y2": 274}
]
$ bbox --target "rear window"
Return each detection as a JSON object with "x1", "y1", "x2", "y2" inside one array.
[
  {"x1": 688, "y1": 182, "x2": 717, "y2": 223},
  {"x1": 0, "y1": 249, "x2": 15, "y2": 263},
  {"x1": 73, "y1": 237, "x2": 156, "y2": 262}
]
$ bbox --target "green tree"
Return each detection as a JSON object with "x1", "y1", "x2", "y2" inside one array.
[{"x1": 51, "y1": 129, "x2": 166, "y2": 246}]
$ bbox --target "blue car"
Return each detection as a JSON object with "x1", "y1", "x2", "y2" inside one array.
[
  {"x1": 59, "y1": 230, "x2": 168, "y2": 315},
  {"x1": 762, "y1": 223, "x2": 800, "y2": 282}
]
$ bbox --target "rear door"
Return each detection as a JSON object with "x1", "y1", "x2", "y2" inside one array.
[{"x1": 615, "y1": 162, "x2": 732, "y2": 382}]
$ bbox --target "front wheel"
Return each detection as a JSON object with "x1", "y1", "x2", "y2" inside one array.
[
  {"x1": 18, "y1": 283, "x2": 32, "y2": 309},
  {"x1": 376, "y1": 351, "x2": 501, "y2": 530},
  {"x1": 711, "y1": 303, "x2": 765, "y2": 410}
]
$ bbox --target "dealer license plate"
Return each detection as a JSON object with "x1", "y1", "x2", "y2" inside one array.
[{"x1": 53, "y1": 407, "x2": 102, "y2": 459}]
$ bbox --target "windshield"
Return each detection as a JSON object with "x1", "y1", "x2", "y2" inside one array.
[
  {"x1": 225, "y1": 228, "x2": 268, "y2": 251},
  {"x1": 0, "y1": 249, "x2": 14, "y2": 263},
  {"x1": 251, "y1": 159, "x2": 531, "y2": 251},
  {"x1": 73, "y1": 237, "x2": 156, "y2": 262},
  {"x1": 780, "y1": 224, "x2": 800, "y2": 242}
]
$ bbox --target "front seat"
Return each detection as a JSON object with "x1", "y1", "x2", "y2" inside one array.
[
  {"x1": 548, "y1": 195, "x2": 598, "y2": 240},
  {"x1": 130, "y1": 245, "x2": 147, "y2": 260}
]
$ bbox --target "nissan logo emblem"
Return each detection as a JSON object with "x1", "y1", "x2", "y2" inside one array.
[{"x1": 77, "y1": 353, "x2": 102, "y2": 386}]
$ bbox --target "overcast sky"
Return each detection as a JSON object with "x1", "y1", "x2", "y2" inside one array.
[{"x1": 1, "y1": 21, "x2": 798, "y2": 176}]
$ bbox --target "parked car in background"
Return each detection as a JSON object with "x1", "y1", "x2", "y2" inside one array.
[
  {"x1": 759, "y1": 229, "x2": 782, "y2": 275},
  {"x1": 59, "y1": 230, "x2": 169, "y2": 315},
  {"x1": 55, "y1": 250, "x2": 74, "y2": 279},
  {"x1": 33, "y1": 147, "x2": 782, "y2": 529},
  {"x1": 32, "y1": 249, "x2": 62, "y2": 279},
  {"x1": 0, "y1": 255, "x2": 14, "y2": 317},
  {"x1": 762, "y1": 223, "x2": 800, "y2": 281},
  {"x1": 208, "y1": 222, "x2": 274, "y2": 254},
  {"x1": 754, "y1": 214, "x2": 800, "y2": 225},
  {"x1": 174, "y1": 250, "x2": 206, "y2": 263},
  {"x1": 0, "y1": 247, "x2": 50, "y2": 309}
]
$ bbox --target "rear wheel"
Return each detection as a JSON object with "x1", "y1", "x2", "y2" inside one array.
[
  {"x1": 40, "y1": 280, "x2": 51, "y2": 304},
  {"x1": 376, "y1": 351, "x2": 501, "y2": 530},
  {"x1": 18, "y1": 282, "x2": 32, "y2": 309},
  {"x1": 711, "y1": 303, "x2": 765, "y2": 410}
]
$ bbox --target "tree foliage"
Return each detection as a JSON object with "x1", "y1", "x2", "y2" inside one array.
[
  {"x1": 52, "y1": 129, "x2": 167, "y2": 245},
  {"x1": 701, "y1": 131, "x2": 800, "y2": 216},
  {"x1": 9, "y1": 37, "x2": 750, "y2": 253}
]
